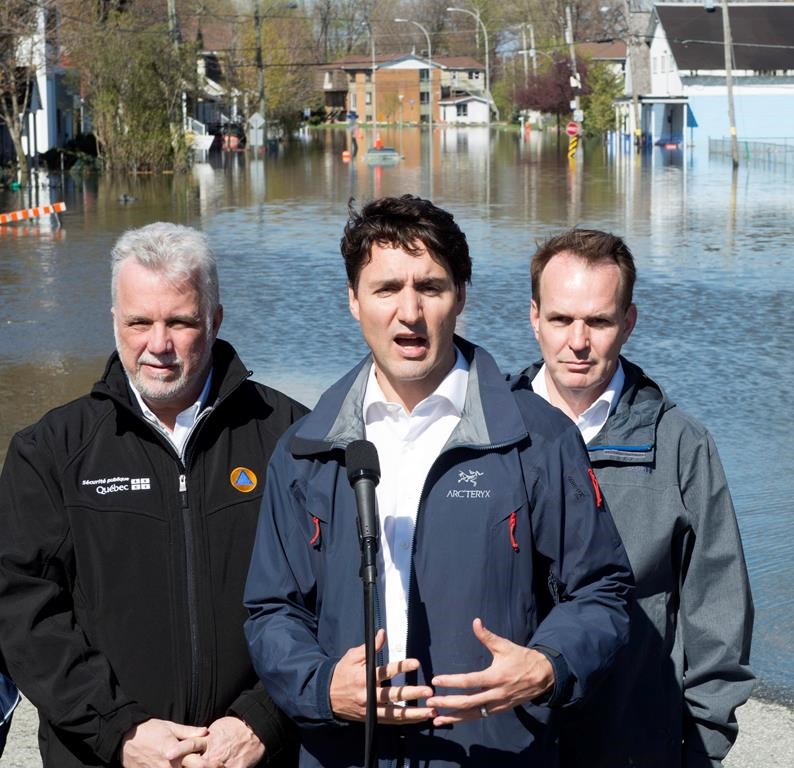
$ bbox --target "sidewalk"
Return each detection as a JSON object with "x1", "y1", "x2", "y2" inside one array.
[{"x1": 2, "y1": 695, "x2": 792, "y2": 767}]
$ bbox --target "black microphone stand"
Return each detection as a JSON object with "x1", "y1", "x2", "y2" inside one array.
[
  {"x1": 346, "y1": 440, "x2": 381, "y2": 768},
  {"x1": 359, "y1": 527, "x2": 378, "y2": 768}
]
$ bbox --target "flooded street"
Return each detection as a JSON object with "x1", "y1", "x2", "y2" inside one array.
[{"x1": 1, "y1": 127, "x2": 792, "y2": 701}]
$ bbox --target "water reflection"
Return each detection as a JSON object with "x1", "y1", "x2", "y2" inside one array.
[{"x1": 0, "y1": 129, "x2": 792, "y2": 700}]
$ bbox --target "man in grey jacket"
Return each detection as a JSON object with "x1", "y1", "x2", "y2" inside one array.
[{"x1": 516, "y1": 228, "x2": 754, "y2": 768}]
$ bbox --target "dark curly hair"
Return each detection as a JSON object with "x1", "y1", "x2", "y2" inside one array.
[{"x1": 341, "y1": 195, "x2": 472, "y2": 292}]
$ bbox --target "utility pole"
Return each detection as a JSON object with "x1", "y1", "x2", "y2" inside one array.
[
  {"x1": 370, "y1": 24, "x2": 377, "y2": 139},
  {"x1": 565, "y1": 5, "x2": 580, "y2": 118},
  {"x1": 720, "y1": 0, "x2": 739, "y2": 168},
  {"x1": 529, "y1": 23, "x2": 537, "y2": 75},
  {"x1": 167, "y1": 0, "x2": 179, "y2": 48},
  {"x1": 255, "y1": 0, "x2": 266, "y2": 147},
  {"x1": 166, "y1": 0, "x2": 185, "y2": 149},
  {"x1": 622, "y1": 0, "x2": 642, "y2": 149},
  {"x1": 520, "y1": 24, "x2": 528, "y2": 81}
]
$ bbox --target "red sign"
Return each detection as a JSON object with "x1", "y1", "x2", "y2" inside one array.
[{"x1": 566, "y1": 121, "x2": 579, "y2": 137}]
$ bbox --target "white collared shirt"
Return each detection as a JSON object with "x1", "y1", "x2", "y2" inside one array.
[
  {"x1": 363, "y1": 349, "x2": 469, "y2": 673},
  {"x1": 532, "y1": 362, "x2": 625, "y2": 445},
  {"x1": 128, "y1": 371, "x2": 213, "y2": 458}
]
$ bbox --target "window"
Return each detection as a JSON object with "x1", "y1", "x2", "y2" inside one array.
[
  {"x1": 365, "y1": 72, "x2": 371, "y2": 83},
  {"x1": 456, "y1": 103, "x2": 468, "y2": 117},
  {"x1": 365, "y1": 92, "x2": 371, "y2": 105},
  {"x1": 420, "y1": 92, "x2": 429, "y2": 104},
  {"x1": 350, "y1": 94, "x2": 357, "y2": 110},
  {"x1": 419, "y1": 69, "x2": 429, "y2": 81},
  {"x1": 468, "y1": 71, "x2": 480, "y2": 80}
]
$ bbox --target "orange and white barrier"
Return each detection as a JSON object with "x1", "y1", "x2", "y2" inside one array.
[{"x1": 0, "y1": 201, "x2": 66, "y2": 225}]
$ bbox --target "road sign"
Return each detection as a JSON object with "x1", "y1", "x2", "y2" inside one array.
[{"x1": 566, "y1": 121, "x2": 579, "y2": 137}]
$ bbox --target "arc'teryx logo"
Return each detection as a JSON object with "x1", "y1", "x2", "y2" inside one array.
[
  {"x1": 447, "y1": 470, "x2": 490, "y2": 499},
  {"x1": 457, "y1": 469, "x2": 484, "y2": 487}
]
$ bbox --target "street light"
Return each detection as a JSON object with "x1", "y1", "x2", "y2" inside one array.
[
  {"x1": 367, "y1": 22, "x2": 377, "y2": 140},
  {"x1": 447, "y1": 6, "x2": 492, "y2": 124},
  {"x1": 394, "y1": 18, "x2": 433, "y2": 130}
]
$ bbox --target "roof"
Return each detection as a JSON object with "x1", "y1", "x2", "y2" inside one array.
[
  {"x1": 329, "y1": 52, "x2": 484, "y2": 72},
  {"x1": 184, "y1": 21, "x2": 237, "y2": 53},
  {"x1": 576, "y1": 41, "x2": 627, "y2": 61},
  {"x1": 655, "y1": 3, "x2": 794, "y2": 71},
  {"x1": 438, "y1": 94, "x2": 488, "y2": 106}
]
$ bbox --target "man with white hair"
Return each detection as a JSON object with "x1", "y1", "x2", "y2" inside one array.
[{"x1": 0, "y1": 223, "x2": 307, "y2": 768}]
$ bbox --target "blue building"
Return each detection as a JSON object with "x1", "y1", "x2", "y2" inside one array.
[{"x1": 618, "y1": 3, "x2": 794, "y2": 162}]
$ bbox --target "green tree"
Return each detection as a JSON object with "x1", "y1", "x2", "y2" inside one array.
[
  {"x1": 63, "y1": 5, "x2": 197, "y2": 173},
  {"x1": 237, "y1": 10, "x2": 319, "y2": 135},
  {"x1": 581, "y1": 59, "x2": 622, "y2": 136}
]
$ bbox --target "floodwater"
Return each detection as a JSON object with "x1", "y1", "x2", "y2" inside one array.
[{"x1": 1, "y1": 126, "x2": 792, "y2": 702}]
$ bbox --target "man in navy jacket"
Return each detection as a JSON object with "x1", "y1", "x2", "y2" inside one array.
[
  {"x1": 244, "y1": 196, "x2": 634, "y2": 768},
  {"x1": 0, "y1": 663, "x2": 19, "y2": 757}
]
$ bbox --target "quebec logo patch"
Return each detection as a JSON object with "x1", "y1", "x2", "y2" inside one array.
[{"x1": 230, "y1": 466, "x2": 258, "y2": 493}]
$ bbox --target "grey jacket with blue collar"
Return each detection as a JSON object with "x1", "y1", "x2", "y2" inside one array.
[
  {"x1": 516, "y1": 357, "x2": 754, "y2": 768},
  {"x1": 245, "y1": 337, "x2": 633, "y2": 768}
]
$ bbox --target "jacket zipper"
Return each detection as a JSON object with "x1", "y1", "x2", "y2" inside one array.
[
  {"x1": 176, "y1": 407, "x2": 217, "y2": 721},
  {"x1": 179, "y1": 471, "x2": 201, "y2": 718},
  {"x1": 404, "y1": 440, "x2": 517, "y2": 653},
  {"x1": 103, "y1": 367, "x2": 251, "y2": 723}
]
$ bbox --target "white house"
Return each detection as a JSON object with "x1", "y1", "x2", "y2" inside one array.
[
  {"x1": 16, "y1": 4, "x2": 76, "y2": 158},
  {"x1": 438, "y1": 95, "x2": 490, "y2": 125},
  {"x1": 637, "y1": 3, "x2": 794, "y2": 156}
]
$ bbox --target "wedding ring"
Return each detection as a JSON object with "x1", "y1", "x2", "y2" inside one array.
[{"x1": 480, "y1": 705, "x2": 489, "y2": 718}]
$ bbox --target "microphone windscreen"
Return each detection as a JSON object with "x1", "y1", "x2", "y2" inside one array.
[{"x1": 345, "y1": 440, "x2": 381, "y2": 486}]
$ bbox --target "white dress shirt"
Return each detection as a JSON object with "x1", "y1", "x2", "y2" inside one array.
[
  {"x1": 531, "y1": 362, "x2": 625, "y2": 444},
  {"x1": 363, "y1": 349, "x2": 469, "y2": 675},
  {"x1": 128, "y1": 370, "x2": 213, "y2": 459}
]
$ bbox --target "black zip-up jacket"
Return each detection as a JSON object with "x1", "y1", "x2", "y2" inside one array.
[{"x1": 0, "y1": 340, "x2": 307, "y2": 767}]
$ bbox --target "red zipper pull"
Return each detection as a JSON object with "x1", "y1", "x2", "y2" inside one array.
[
  {"x1": 587, "y1": 468, "x2": 603, "y2": 508},
  {"x1": 310, "y1": 515, "x2": 321, "y2": 547},
  {"x1": 509, "y1": 510, "x2": 519, "y2": 552}
]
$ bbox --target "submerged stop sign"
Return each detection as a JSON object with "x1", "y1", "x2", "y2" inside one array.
[{"x1": 566, "y1": 121, "x2": 579, "y2": 136}]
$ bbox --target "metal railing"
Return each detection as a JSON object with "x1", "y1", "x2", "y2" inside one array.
[{"x1": 710, "y1": 137, "x2": 794, "y2": 166}]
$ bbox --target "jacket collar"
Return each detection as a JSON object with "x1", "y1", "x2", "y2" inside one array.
[
  {"x1": 519, "y1": 356, "x2": 672, "y2": 462},
  {"x1": 91, "y1": 338, "x2": 251, "y2": 412},
  {"x1": 290, "y1": 336, "x2": 527, "y2": 458}
]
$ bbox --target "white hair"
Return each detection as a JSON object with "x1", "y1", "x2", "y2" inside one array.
[{"x1": 110, "y1": 222, "x2": 220, "y2": 327}]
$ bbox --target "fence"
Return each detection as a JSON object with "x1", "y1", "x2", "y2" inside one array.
[{"x1": 710, "y1": 137, "x2": 794, "y2": 167}]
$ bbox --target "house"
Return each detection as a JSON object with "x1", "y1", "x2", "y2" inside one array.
[
  {"x1": 626, "y1": 3, "x2": 794, "y2": 155},
  {"x1": 438, "y1": 94, "x2": 490, "y2": 125},
  {"x1": 12, "y1": 4, "x2": 78, "y2": 161},
  {"x1": 183, "y1": 21, "x2": 245, "y2": 133},
  {"x1": 318, "y1": 52, "x2": 490, "y2": 124},
  {"x1": 576, "y1": 40, "x2": 627, "y2": 80}
]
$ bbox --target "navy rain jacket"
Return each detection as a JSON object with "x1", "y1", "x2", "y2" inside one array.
[{"x1": 245, "y1": 338, "x2": 634, "y2": 768}]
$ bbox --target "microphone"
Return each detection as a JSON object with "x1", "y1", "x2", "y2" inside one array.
[
  {"x1": 345, "y1": 440, "x2": 381, "y2": 767},
  {"x1": 345, "y1": 440, "x2": 381, "y2": 547}
]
